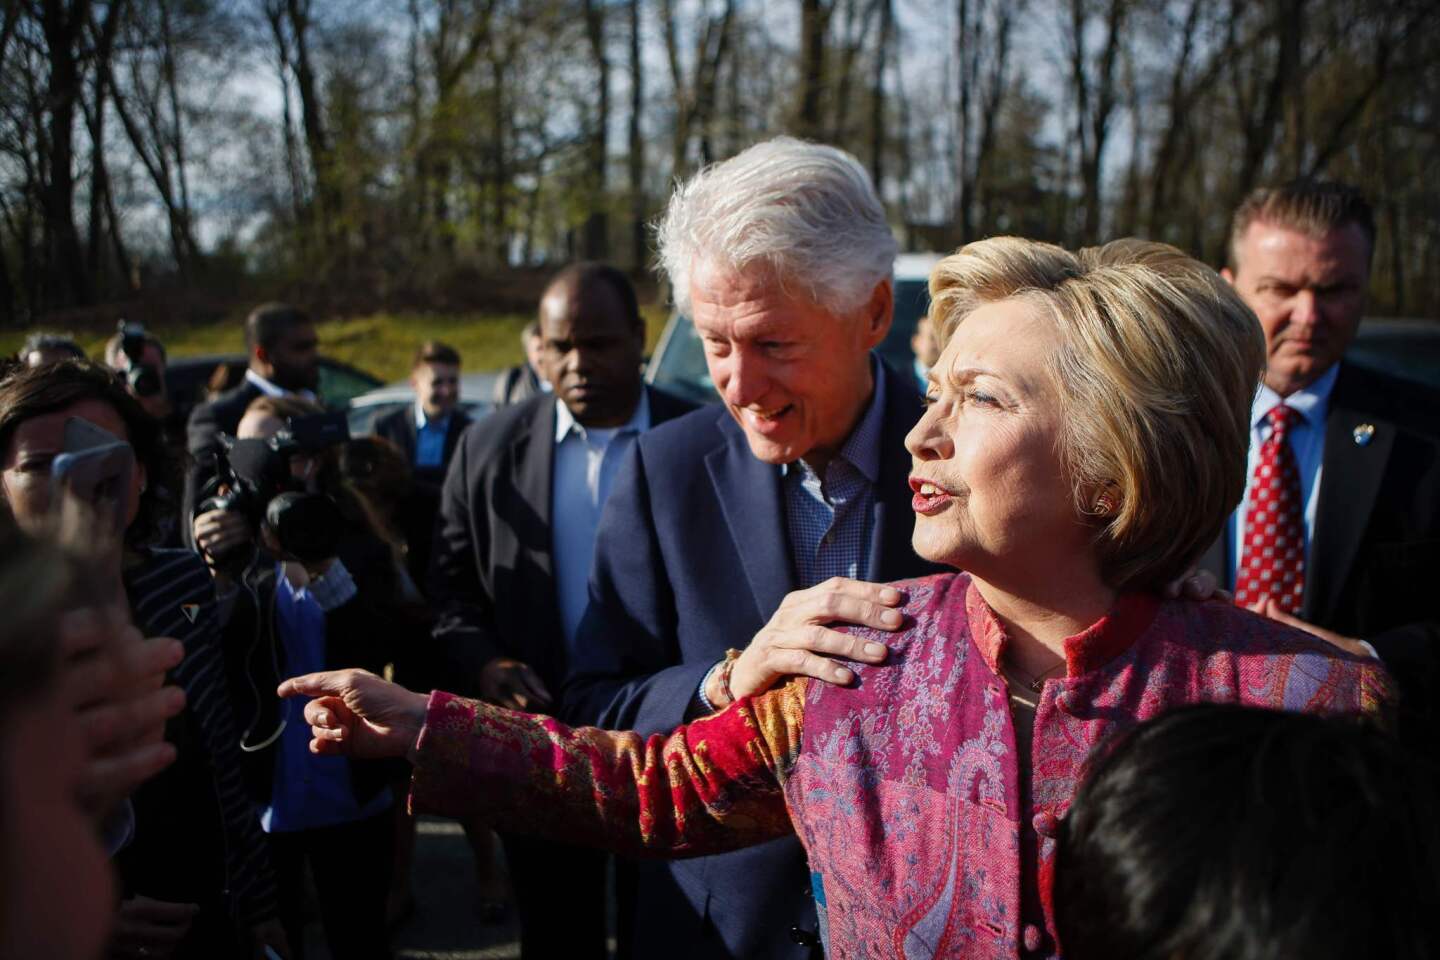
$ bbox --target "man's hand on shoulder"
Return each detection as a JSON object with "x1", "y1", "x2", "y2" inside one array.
[
  {"x1": 1251, "y1": 598, "x2": 1375, "y2": 659},
  {"x1": 480, "y1": 657, "x2": 553, "y2": 712},
  {"x1": 707, "y1": 578, "x2": 905, "y2": 710}
]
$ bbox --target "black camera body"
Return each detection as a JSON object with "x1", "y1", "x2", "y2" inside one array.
[
  {"x1": 195, "y1": 414, "x2": 349, "y2": 571},
  {"x1": 116, "y1": 320, "x2": 163, "y2": 398}
]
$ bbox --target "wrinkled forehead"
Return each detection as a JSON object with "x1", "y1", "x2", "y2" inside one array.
[
  {"x1": 1235, "y1": 221, "x2": 1371, "y2": 282},
  {"x1": 934, "y1": 289, "x2": 1055, "y2": 352},
  {"x1": 5, "y1": 399, "x2": 128, "y2": 460},
  {"x1": 933, "y1": 298, "x2": 1060, "y2": 390}
]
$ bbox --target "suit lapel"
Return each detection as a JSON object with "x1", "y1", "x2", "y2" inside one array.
[
  {"x1": 705, "y1": 418, "x2": 795, "y2": 623},
  {"x1": 400, "y1": 413, "x2": 419, "y2": 463},
  {"x1": 644, "y1": 385, "x2": 695, "y2": 427},
  {"x1": 869, "y1": 368, "x2": 927, "y2": 580},
  {"x1": 510, "y1": 400, "x2": 558, "y2": 582},
  {"x1": 442, "y1": 412, "x2": 470, "y2": 463},
  {"x1": 1306, "y1": 367, "x2": 1395, "y2": 624}
]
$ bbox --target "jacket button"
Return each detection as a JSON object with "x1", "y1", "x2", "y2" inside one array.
[
  {"x1": 789, "y1": 926, "x2": 820, "y2": 947},
  {"x1": 1022, "y1": 923, "x2": 1045, "y2": 952},
  {"x1": 1032, "y1": 811, "x2": 1058, "y2": 838}
]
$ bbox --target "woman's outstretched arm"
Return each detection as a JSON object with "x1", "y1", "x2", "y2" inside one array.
[{"x1": 279, "y1": 669, "x2": 806, "y2": 858}]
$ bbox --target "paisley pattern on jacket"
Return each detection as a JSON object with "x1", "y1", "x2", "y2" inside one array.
[{"x1": 410, "y1": 572, "x2": 1391, "y2": 960}]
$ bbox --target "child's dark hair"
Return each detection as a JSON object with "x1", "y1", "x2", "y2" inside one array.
[{"x1": 1054, "y1": 704, "x2": 1440, "y2": 960}]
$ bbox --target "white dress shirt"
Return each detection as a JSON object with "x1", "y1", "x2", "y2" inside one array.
[
  {"x1": 244, "y1": 368, "x2": 317, "y2": 403},
  {"x1": 551, "y1": 391, "x2": 651, "y2": 653}
]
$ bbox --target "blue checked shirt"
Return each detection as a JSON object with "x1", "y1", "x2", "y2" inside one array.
[
  {"x1": 694, "y1": 361, "x2": 888, "y2": 712},
  {"x1": 782, "y1": 360, "x2": 887, "y2": 587}
]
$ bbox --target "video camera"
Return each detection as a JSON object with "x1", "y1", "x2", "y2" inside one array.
[
  {"x1": 195, "y1": 411, "x2": 350, "y2": 572},
  {"x1": 116, "y1": 320, "x2": 163, "y2": 398}
]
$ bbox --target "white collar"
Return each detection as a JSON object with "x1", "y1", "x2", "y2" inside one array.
[
  {"x1": 1250, "y1": 362, "x2": 1340, "y2": 429},
  {"x1": 414, "y1": 401, "x2": 452, "y2": 430},
  {"x1": 245, "y1": 368, "x2": 316, "y2": 402},
  {"x1": 555, "y1": 388, "x2": 650, "y2": 443}
]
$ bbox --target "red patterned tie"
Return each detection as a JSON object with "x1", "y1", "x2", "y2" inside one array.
[{"x1": 1235, "y1": 404, "x2": 1306, "y2": 613}]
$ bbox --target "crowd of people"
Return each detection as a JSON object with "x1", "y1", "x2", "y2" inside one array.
[{"x1": 0, "y1": 137, "x2": 1437, "y2": 960}]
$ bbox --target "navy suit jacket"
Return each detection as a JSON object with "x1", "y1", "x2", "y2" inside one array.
[
  {"x1": 561, "y1": 363, "x2": 943, "y2": 959},
  {"x1": 428, "y1": 386, "x2": 695, "y2": 697},
  {"x1": 372, "y1": 404, "x2": 472, "y2": 484}
]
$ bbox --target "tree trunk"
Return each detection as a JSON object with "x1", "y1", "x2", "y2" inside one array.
[
  {"x1": 869, "y1": 0, "x2": 892, "y2": 193},
  {"x1": 157, "y1": 0, "x2": 199, "y2": 275},
  {"x1": 38, "y1": 0, "x2": 93, "y2": 309},
  {"x1": 583, "y1": 0, "x2": 610, "y2": 259},
  {"x1": 798, "y1": 0, "x2": 827, "y2": 138},
  {"x1": 628, "y1": 0, "x2": 646, "y2": 274},
  {"x1": 284, "y1": 0, "x2": 334, "y2": 237}
]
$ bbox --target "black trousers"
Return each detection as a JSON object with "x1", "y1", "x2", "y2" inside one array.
[
  {"x1": 500, "y1": 832, "x2": 609, "y2": 960},
  {"x1": 269, "y1": 810, "x2": 395, "y2": 960}
]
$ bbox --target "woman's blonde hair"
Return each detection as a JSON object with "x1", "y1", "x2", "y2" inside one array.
[{"x1": 928, "y1": 237, "x2": 1265, "y2": 589}]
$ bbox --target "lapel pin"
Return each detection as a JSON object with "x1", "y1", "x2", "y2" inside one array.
[
  {"x1": 1352, "y1": 423, "x2": 1375, "y2": 447},
  {"x1": 180, "y1": 603, "x2": 200, "y2": 624}
]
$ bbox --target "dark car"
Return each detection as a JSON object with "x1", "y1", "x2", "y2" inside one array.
[
  {"x1": 1343, "y1": 319, "x2": 1440, "y2": 391},
  {"x1": 344, "y1": 370, "x2": 500, "y2": 437},
  {"x1": 648, "y1": 297, "x2": 1440, "y2": 404},
  {"x1": 164, "y1": 355, "x2": 382, "y2": 427}
]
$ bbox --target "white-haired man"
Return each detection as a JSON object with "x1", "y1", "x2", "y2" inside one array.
[{"x1": 561, "y1": 138, "x2": 940, "y2": 959}]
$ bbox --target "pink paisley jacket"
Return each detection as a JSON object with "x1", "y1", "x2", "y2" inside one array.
[{"x1": 410, "y1": 573, "x2": 1390, "y2": 960}]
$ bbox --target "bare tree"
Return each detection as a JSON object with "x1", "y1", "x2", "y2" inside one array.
[
  {"x1": 954, "y1": 0, "x2": 1018, "y2": 241},
  {"x1": 1063, "y1": 0, "x2": 1131, "y2": 243},
  {"x1": 660, "y1": 0, "x2": 735, "y2": 177},
  {"x1": 628, "y1": 0, "x2": 645, "y2": 272},
  {"x1": 582, "y1": 0, "x2": 610, "y2": 258}
]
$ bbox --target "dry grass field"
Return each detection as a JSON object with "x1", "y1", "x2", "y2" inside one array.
[{"x1": 1, "y1": 305, "x2": 670, "y2": 384}]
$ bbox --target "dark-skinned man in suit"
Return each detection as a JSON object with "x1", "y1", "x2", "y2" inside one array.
[
  {"x1": 429, "y1": 262, "x2": 695, "y2": 959},
  {"x1": 1200, "y1": 180, "x2": 1440, "y2": 754}
]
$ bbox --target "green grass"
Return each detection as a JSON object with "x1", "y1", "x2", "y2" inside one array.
[{"x1": 2, "y1": 306, "x2": 670, "y2": 384}]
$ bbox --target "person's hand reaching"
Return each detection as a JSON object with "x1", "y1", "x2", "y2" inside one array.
[
  {"x1": 60, "y1": 607, "x2": 186, "y2": 818},
  {"x1": 277, "y1": 669, "x2": 430, "y2": 761}
]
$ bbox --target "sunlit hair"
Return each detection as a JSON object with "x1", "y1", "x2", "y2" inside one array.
[
  {"x1": 928, "y1": 237, "x2": 1265, "y2": 589},
  {"x1": 1228, "y1": 180, "x2": 1375, "y2": 269},
  {"x1": 655, "y1": 137, "x2": 897, "y2": 317},
  {"x1": 412, "y1": 340, "x2": 461, "y2": 369}
]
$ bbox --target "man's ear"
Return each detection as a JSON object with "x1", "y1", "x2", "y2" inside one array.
[
  {"x1": 1220, "y1": 267, "x2": 1236, "y2": 286},
  {"x1": 860, "y1": 279, "x2": 894, "y2": 349}
]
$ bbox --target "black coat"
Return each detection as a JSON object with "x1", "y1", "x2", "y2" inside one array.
[
  {"x1": 183, "y1": 380, "x2": 264, "y2": 537},
  {"x1": 371, "y1": 405, "x2": 473, "y2": 601},
  {"x1": 1199, "y1": 362, "x2": 1440, "y2": 749},
  {"x1": 371, "y1": 405, "x2": 473, "y2": 484},
  {"x1": 428, "y1": 386, "x2": 696, "y2": 697}
]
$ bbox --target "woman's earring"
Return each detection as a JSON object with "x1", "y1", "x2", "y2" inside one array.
[{"x1": 1093, "y1": 493, "x2": 1116, "y2": 516}]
